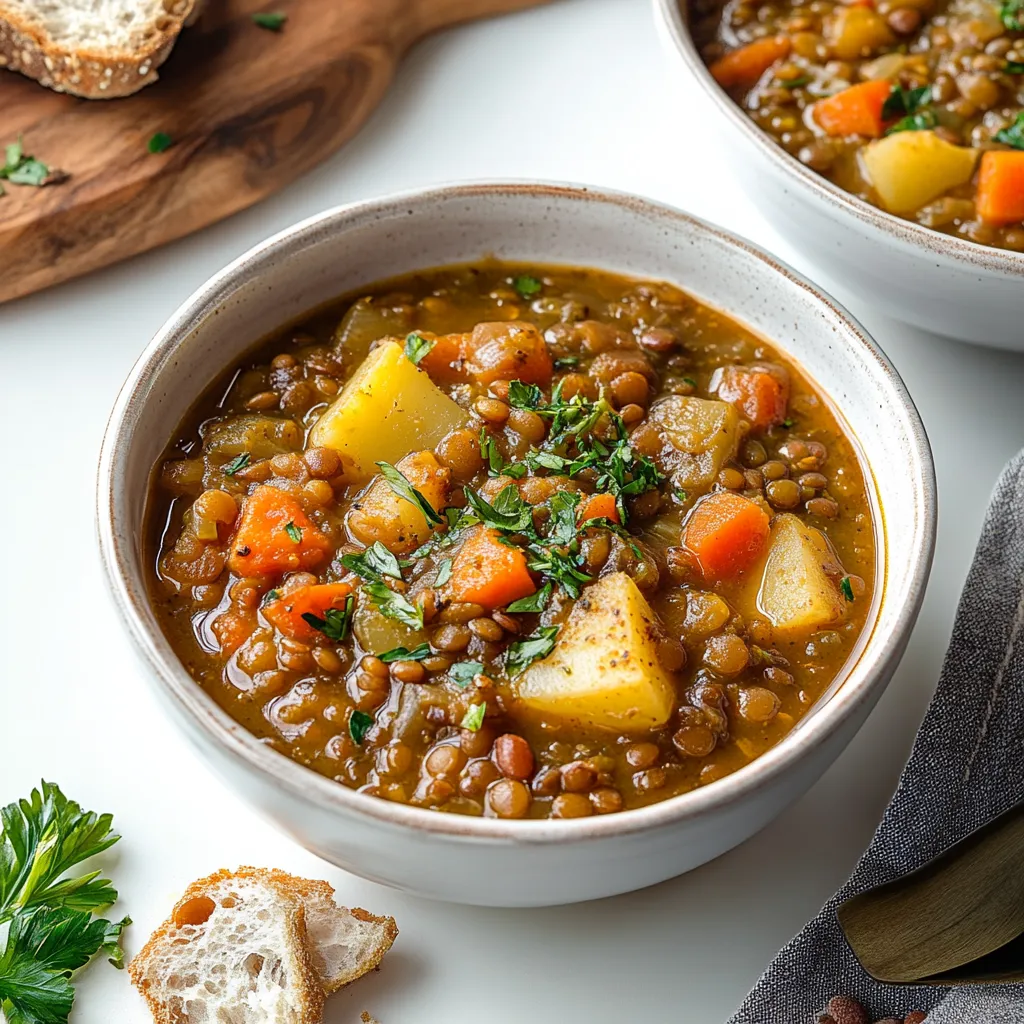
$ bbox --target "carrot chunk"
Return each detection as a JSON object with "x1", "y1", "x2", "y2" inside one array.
[
  {"x1": 578, "y1": 493, "x2": 620, "y2": 525},
  {"x1": 713, "y1": 363, "x2": 790, "y2": 431},
  {"x1": 977, "y1": 151, "x2": 1024, "y2": 226},
  {"x1": 813, "y1": 80, "x2": 892, "y2": 138},
  {"x1": 227, "y1": 484, "x2": 332, "y2": 577},
  {"x1": 416, "y1": 331, "x2": 472, "y2": 382},
  {"x1": 448, "y1": 526, "x2": 536, "y2": 608},
  {"x1": 263, "y1": 582, "x2": 354, "y2": 641},
  {"x1": 464, "y1": 322, "x2": 553, "y2": 387},
  {"x1": 211, "y1": 609, "x2": 256, "y2": 655},
  {"x1": 682, "y1": 492, "x2": 771, "y2": 579},
  {"x1": 709, "y1": 36, "x2": 791, "y2": 90}
]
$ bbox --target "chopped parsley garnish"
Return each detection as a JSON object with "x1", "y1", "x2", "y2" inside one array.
[
  {"x1": 505, "y1": 625, "x2": 559, "y2": 677},
  {"x1": 301, "y1": 597, "x2": 354, "y2": 642},
  {"x1": 222, "y1": 452, "x2": 250, "y2": 476},
  {"x1": 449, "y1": 661, "x2": 484, "y2": 688},
  {"x1": 1001, "y1": 0, "x2": 1024, "y2": 30},
  {"x1": 460, "y1": 702, "x2": 487, "y2": 731},
  {"x1": 0, "y1": 135, "x2": 52, "y2": 189},
  {"x1": 553, "y1": 356, "x2": 580, "y2": 369},
  {"x1": 377, "y1": 461, "x2": 444, "y2": 525},
  {"x1": 378, "y1": 643, "x2": 431, "y2": 663},
  {"x1": 780, "y1": 74, "x2": 811, "y2": 89},
  {"x1": 252, "y1": 10, "x2": 287, "y2": 30},
  {"x1": 882, "y1": 86, "x2": 935, "y2": 135},
  {"x1": 434, "y1": 558, "x2": 453, "y2": 587},
  {"x1": 363, "y1": 581, "x2": 425, "y2": 629},
  {"x1": 463, "y1": 483, "x2": 534, "y2": 533},
  {"x1": 510, "y1": 379, "x2": 617, "y2": 447},
  {"x1": 404, "y1": 332, "x2": 435, "y2": 366},
  {"x1": 0, "y1": 783, "x2": 130, "y2": 1024},
  {"x1": 995, "y1": 111, "x2": 1024, "y2": 150},
  {"x1": 1007, "y1": 60, "x2": 1024, "y2": 74},
  {"x1": 479, "y1": 428, "x2": 526, "y2": 479},
  {"x1": 507, "y1": 380, "x2": 543, "y2": 409},
  {"x1": 675, "y1": 489, "x2": 689, "y2": 503},
  {"x1": 349, "y1": 710, "x2": 374, "y2": 744},
  {"x1": 683, "y1": 377, "x2": 697, "y2": 388},
  {"x1": 840, "y1": 576, "x2": 856, "y2": 602},
  {"x1": 341, "y1": 541, "x2": 406, "y2": 582},
  {"x1": 262, "y1": 588, "x2": 281, "y2": 605},
  {"x1": 781, "y1": 417, "x2": 795, "y2": 428},
  {"x1": 147, "y1": 132, "x2": 173, "y2": 154},
  {"x1": 526, "y1": 542, "x2": 592, "y2": 598},
  {"x1": 512, "y1": 274, "x2": 543, "y2": 299},
  {"x1": 505, "y1": 582, "x2": 552, "y2": 613},
  {"x1": 284, "y1": 521, "x2": 302, "y2": 543}
]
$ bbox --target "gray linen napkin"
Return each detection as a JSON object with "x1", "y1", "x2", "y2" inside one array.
[{"x1": 730, "y1": 451, "x2": 1024, "y2": 1024}]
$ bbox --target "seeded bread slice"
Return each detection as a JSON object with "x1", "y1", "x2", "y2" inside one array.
[
  {"x1": 0, "y1": 0, "x2": 204, "y2": 99},
  {"x1": 128, "y1": 868, "x2": 399, "y2": 1024}
]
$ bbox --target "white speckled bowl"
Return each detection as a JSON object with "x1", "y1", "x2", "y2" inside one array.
[
  {"x1": 654, "y1": 0, "x2": 1024, "y2": 350},
  {"x1": 97, "y1": 183, "x2": 935, "y2": 906}
]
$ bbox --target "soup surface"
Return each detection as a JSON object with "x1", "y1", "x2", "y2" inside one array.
[
  {"x1": 691, "y1": 0, "x2": 1024, "y2": 249},
  {"x1": 149, "y1": 262, "x2": 875, "y2": 820}
]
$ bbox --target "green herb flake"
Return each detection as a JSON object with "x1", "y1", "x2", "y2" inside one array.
[
  {"x1": 675, "y1": 489, "x2": 689, "y2": 503},
  {"x1": 1001, "y1": 0, "x2": 1024, "y2": 30},
  {"x1": 147, "y1": 132, "x2": 173, "y2": 154},
  {"x1": 460, "y1": 702, "x2": 487, "y2": 732},
  {"x1": 885, "y1": 110, "x2": 938, "y2": 135},
  {"x1": 434, "y1": 558, "x2": 453, "y2": 587},
  {"x1": 349, "y1": 710, "x2": 374, "y2": 744},
  {"x1": 779, "y1": 74, "x2": 811, "y2": 89},
  {"x1": 554, "y1": 356, "x2": 580, "y2": 369},
  {"x1": 507, "y1": 380, "x2": 543, "y2": 409},
  {"x1": 505, "y1": 625, "x2": 559, "y2": 677},
  {"x1": 341, "y1": 541, "x2": 405, "y2": 583},
  {"x1": 449, "y1": 661, "x2": 484, "y2": 688},
  {"x1": 512, "y1": 274, "x2": 543, "y2": 300},
  {"x1": 995, "y1": 111, "x2": 1024, "y2": 150},
  {"x1": 0, "y1": 135, "x2": 55, "y2": 191},
  {"x1": 506, "y1": 582, "x2": 552, "y2": 613},
  {"x1": 463, "y1": 483, "x2": 534, "y2": 533},
  {"x1": 252, "y1": 10, "x2": 287, "y2": 30},
  {"x1": 262, "y1": 588, "x2": 281, "y2": 606},
  {"x1": 378, "y1": 643, "x2": 431, "y2": 663},
  {"x1": 1006, "y1": 60, "x2": 1024, "y2": 74},
  {"x1": 301, "y1": 596, "x2": 354, "y2": 642},
  {"x1": 377, "y1": 461, "x2": 444, "y2": 525},
  {"x1": 840, "y1": 576, "x2": 856, "y2": 602},
  {"x1": 683, "y1": 377, "x2": 698, "y2": 388},
  {"x1": 882, "y1": 85, "x2": 931, "y2": 121},
  {"x1": 5, "y1": 137, "x2": 22, "y2": 171},
  {"x1": 363, "y1": 581, "x2": 424, "y2": 630},
  {"x1": 223, "y1": 452, "x2": 250, "y2": 476},
  {"x1": 404, "y1": 332, "x2": 435, "y2": 366},
  {"x1": 284, "y1": 521, "x2": 302, "y2": 543},
  {"x1": 781, "y1": 417, "x2": 795, "y2": 428}
]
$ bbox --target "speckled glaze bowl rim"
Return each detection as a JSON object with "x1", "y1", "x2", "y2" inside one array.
[
  {"x1": 654, "y1": 0, "x2": 1024, "y2": 279},
  {"x1": 97, "y1": 181, "x2": 936, "y2": 844}
]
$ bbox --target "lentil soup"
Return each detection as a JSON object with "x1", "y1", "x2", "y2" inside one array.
[
  {"x1": 148, "y1": 262, "x2": 875, "y2": 821},
  {"x1": 691, "y1": 0, "x2": 1024, "y2": 250}
]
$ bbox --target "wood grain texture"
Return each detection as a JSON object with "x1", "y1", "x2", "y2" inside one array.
[{"x1": 0, "y1": 0, "x2": 547, "y2": 304}]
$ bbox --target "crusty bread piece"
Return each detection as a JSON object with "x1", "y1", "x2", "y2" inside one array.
[
  {"x1": 0, "y1": 0, "x2": 203, "y2": 98},
  {"x1": 129, "y1": 868, "x2": 398, "y2": 1024}
]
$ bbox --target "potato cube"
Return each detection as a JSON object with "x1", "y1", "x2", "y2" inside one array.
[
  {"x1": 860, "y1": 132, "x2": 979, "y2": 215},
  {"x1": 347, "y1": 451, "x2": 450, "y2": 554},
  {"x1": 757, "y1": 514, "x2": 846, "y2": 635},
  {"x1": 308, "y1": 341, "x2": 468, "y2": 482},
  {"x1": 518, "y1": 572, "x2": 677, "y2": 731},
  {"x1": 649, "y1": 396, "x2": 741, "y2": 491}
]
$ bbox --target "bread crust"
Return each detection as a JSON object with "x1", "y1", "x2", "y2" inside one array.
[{"x1": 0, "y1": 0, "x2": 203, "y2": 99}]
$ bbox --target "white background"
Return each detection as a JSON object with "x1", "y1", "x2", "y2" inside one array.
[{"x1": 3, "y1": 0, "x2": 1024, "y2": 1021}]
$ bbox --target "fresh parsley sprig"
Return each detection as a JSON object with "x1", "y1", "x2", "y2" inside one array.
[
  {"x1": 377, "y1": 462, "x2": 444, "y2": 525},
  {"x1": 341, "y1": 541, "x2": 406, "y2": 583},
  {"x1": 882, "y1": 86, "x2": 936, "y2": 135},
  {"x1": 301, "y1": 596, "x2": 354, "y2": 642},
  {"x1": 0, "y1": 136, "x2": 53, "y2": 195},
  {"x1": 505, "y1": 626, "x2": 560, "y2": 676},
  {"x1": 995, "y1": 111, "x2": 1024, "y2": 150}
]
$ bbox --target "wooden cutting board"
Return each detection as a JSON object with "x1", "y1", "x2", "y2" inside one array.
[{"x1": 0, "y1": 0, "x2": 547, "y2": 305}]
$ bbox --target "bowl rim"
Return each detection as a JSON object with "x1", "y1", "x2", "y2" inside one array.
[
  {"x1": 96, "y1": 180, "x2": 936, "y2": 844},
  {"x1": 653, "y1": 0, "x2": 1024, "y2": 279}
]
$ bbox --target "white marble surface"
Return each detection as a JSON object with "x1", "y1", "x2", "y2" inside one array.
[{"x1": 3, "y1": 0, "x2": 1024, "y2": 1021}]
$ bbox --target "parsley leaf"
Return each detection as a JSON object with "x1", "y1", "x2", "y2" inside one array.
[
  {"x1": 512, "y1": 274, "x2": 543, "y2": 299},
  {"x1": 840, "y1": 576, "x2": 856, "y2": 602},
  {"x1": 886, "y1": 110, "x2": 938, "y2": 135},
  {"x1": 1002, "y1": 0, "x2": 1024, "y2": 29},
  {"x1": 505, "y1": 626, "x2": 559, "y2": 677},
  {"x1": 404, "y1": 332, "x2": 435, "y2": 365},
  {"x1": 0, "y1": 137, "x2": 54, "y2": 190},
  {"x1": 0, "y1": 783, "x2": 120, "y2": 924},
  {"x1": 363, "y1": 581, "x2": 424, "y2": 630},
  {"x1": 780, "y1": 74, "x2": 811, "y2": 89},
  {"x1": 546, "y1": 491, "x2": 581, "y2": 546},
  {"x1": 507, "y1": 380, "x2": 543, "y2": 409},
  {"x1": 378, "y1": 643, "x2": 431, "y2": 663},
  {"x1": 449, "y1": 661, "x2": 483, "y2": 688},
  {"x1": 349, "y1": 711, "x2": 374, "y2": 744},
  {"x1": 5, "y1": 137, "x2": 22, "y2": 170},
  {"x1": 463, "y1": 484, "x2": 533, "y2": 533},
  {"x1": 1006, "y1": 60, "x2": 1024, "y2": 73},
  {"x1": 147, "y1": 132, "x2": 173, "y2": 154},
  {"x1": 222, "y1": 452, "x2": 250, "y2": 476},
  {"x1": 460, "y1": 702, "x2": 487, "y2": 731},
  {"x1": 252, "y1": 11, "x2": 287, "y2": 30},
  {"x1": 995, "y1": 111, "x2": 1024, "y2": 150},
  {"x1": 300, "y1": 596, "x2": 354, "y2": 642},
  {"x1": 434, "y1": 558, "x2": 453, "y2": 587},
  {"x1": 376, "y1": 461, "x2": 444, "y2": 525},
  {"x1": 341, "y1": 541, "x2": 405, "y2": 582},
  {"x1": 553, "y1": 356, "x2": 579, "y2": 369},
  {"x1": 526, "y1": 544, "x2": 591, "y2": 599},
  {"x1": 506, "y1": 582, "x2": 552, "y2": 613},
  {"x1": 882, "y1": 85, "x2": 931, "y2": 121},
  {"x1": 284, "y1": 521, "x2": 302, "y2": 543}
]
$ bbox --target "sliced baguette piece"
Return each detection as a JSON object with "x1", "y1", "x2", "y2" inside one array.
[
  {"x1": 0, "y1": 0, "x2": 203, "y2": 99},
  {"x1": 128, "y1": 868, "x2": 399, "y2": 1024}
]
